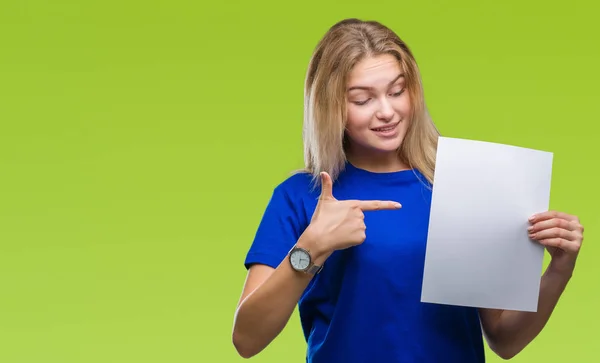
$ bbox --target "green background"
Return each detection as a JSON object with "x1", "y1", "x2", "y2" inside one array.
[{"x1": 0, "y1": 0, "x2": 598, "y2": 362}]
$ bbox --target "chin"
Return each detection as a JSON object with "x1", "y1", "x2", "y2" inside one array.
[
  {"x1": 376, "y1": 136, "x2": 404, "y2": 151},
  {"x1": 346, "y1": 132, "x2": 405, "y2": 156},
  {"x1": 367, "y1": 140, "x2": 403, "y2": 154}
]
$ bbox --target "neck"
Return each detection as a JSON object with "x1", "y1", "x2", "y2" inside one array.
[{"x1": 346, "y1": 147, "x2": 410, "y2": 173}]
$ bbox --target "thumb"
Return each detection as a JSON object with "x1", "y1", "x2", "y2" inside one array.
[{"x1": 319, "y1": 171, "x2": 335, "y2": 201}]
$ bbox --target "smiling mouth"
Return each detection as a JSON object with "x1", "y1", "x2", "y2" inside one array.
[{"x1": 371, "y1": 123, "x2": 398, "y2": 132}]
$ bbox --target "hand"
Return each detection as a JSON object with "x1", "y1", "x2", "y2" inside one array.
[
  {"x1": 300, "y1": 172, "x2": 402, "y2": 259},
  {"x1": 528, "y1": 210, "x2": 585, "y2": 277}
]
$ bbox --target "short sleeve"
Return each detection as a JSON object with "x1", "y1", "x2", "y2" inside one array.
[{"x1": 244, "y1": 183, "x2": 308, "y2": 270}]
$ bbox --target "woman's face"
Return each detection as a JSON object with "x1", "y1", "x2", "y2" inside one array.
[{"x1": 344, "y1": 54, "x2": 411, "y2": 161}]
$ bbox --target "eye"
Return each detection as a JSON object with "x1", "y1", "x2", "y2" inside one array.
[
  {"x1": 352, "y1": 98, "x2": 371, "y2": 106},
  {"x1": 391, "y1": 88, "x2": 405, "y2": 97}
]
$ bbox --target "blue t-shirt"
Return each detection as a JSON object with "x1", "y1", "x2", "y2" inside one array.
[{"x1": 244, "y1": 162, "x2": 485, "y2": 363}]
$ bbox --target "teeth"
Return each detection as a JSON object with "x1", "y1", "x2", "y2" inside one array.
[{"x1": 375, "y1": 125, "x2": 395, "y2": 131}]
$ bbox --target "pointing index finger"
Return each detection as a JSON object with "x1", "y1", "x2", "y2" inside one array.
[{"x1": 357, "y1": 200, "x2": 402, "y2": 211}]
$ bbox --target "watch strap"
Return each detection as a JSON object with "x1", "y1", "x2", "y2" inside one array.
[{"x1": 306, "y1": 263, "x2": 323, "y2": 275}]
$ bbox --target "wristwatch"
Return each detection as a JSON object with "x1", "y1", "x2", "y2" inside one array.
[{"x1": 288, "y1": 245, "x2": 323, "y2": 275}]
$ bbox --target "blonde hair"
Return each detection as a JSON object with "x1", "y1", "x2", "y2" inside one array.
[{"x1": 299, "y1": 18, "x2": 440, "y2": 186}]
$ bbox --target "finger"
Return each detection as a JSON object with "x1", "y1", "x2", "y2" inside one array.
[
  {"x1": 537, "y1": 238, "x2": 581, "y2": 254},
  {"x1": 529, "y1": 227, "x2": 577, "y2": 242},
  {"x1": 529, "y1": 210, "x2": 579, "y2": 223},
  {"x1": 528, "y1": 218, "x2": 581, "y2": 234},
  {"x1": 319, "y1": 172, "x2": 335, "y2": 201},
  {"x1": 356, "y1": 200, "x2": 402, "y2": 211}
]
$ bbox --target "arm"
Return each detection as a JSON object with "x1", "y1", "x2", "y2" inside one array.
[
  {"x1": 479, "y1": 210, "x2": 584, "y2": 360},
  {"x1": 479, "y1": 266, "x2": 571, "y2": 360},
  {"x1": 233, "y1": 172, "x2": 401, "y2": 358},
  {"x1": 232, "y1": 233, "x2": 329, "y2": 358}
]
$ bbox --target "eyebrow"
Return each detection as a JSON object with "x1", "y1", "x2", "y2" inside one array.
[{"x1": 347, "y1": 73, "x2": 405, "y2": 92}]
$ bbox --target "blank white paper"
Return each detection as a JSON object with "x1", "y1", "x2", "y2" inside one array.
[{"x1": 421, "y1": 136, "x2": 553, "y2": 312}]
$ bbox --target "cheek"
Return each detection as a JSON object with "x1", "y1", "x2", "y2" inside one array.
[
  {"x1": 391, "y1": 95, "x2": 410, "y2": 114},
  {"x1": 346, "y1": 106, "x2": 373, "y2": 130},
  {"x1": 395, "y1": 94, "x2": 412, "y2": 115}
]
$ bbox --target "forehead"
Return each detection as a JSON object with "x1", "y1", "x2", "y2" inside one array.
[{"x1": 347, "y1": 54, "x2": 403, "y2": 87}]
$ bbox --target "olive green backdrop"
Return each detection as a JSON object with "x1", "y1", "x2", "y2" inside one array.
[{"x1": 0, "y1": 0, "x2": 598, "y2": 362}]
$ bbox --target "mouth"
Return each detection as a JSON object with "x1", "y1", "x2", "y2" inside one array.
[{"x1": 371, "y1": 122, "x2": 399, "y2": 133}]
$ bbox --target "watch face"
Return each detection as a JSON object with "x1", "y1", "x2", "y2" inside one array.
[{"x1": 290, "y1": 249, "x2": 311, "y2": 270}]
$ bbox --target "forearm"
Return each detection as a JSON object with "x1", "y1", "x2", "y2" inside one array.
[
  {"x1": 232, "y1": 235, "x2": 330, "y2": 358},
  {"x1": 487, "y1": 267, "x2": 571, "y2": 358},
  {"x1": 232, "y1": 260, "x2": 313, "y2": 357}
]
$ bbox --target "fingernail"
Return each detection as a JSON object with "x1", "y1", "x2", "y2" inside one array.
[
  {"x1": 527, "y1": 226, "x2": 533, "y2": 232},
  {"x1": 395, "y1": 203, "x2": 402, "y2": 208},
  {"x1": 529, "y1": 214, "x2": 536, "y2": 222}
]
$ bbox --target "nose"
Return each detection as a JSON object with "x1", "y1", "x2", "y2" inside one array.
[{"x1": 376, "y1": 98, "x2": 395, "y2": 121}]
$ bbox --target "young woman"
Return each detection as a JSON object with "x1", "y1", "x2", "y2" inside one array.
[{"x1": 232, "y1": 18, "x2": 585, "y2": 362}]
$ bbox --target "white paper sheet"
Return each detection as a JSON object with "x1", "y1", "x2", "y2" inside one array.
[{"x1": 420, "y1": 136, "x2": 553, "y2": 312}]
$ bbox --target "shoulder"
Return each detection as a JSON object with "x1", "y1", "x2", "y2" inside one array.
[
  {"x1": 244, "y1": 171, "x2": 317, "y2": 269},
  {"x1": 255, "y1": 170, "x2": 320, "y2": 226},
  {"x1": 272, "y1": 170, "x2": 320, "y2": 201}
]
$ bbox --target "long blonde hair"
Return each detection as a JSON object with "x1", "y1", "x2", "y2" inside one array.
[{"x1": 299, "y1": 18, "x2": 440, "y2": 186}]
